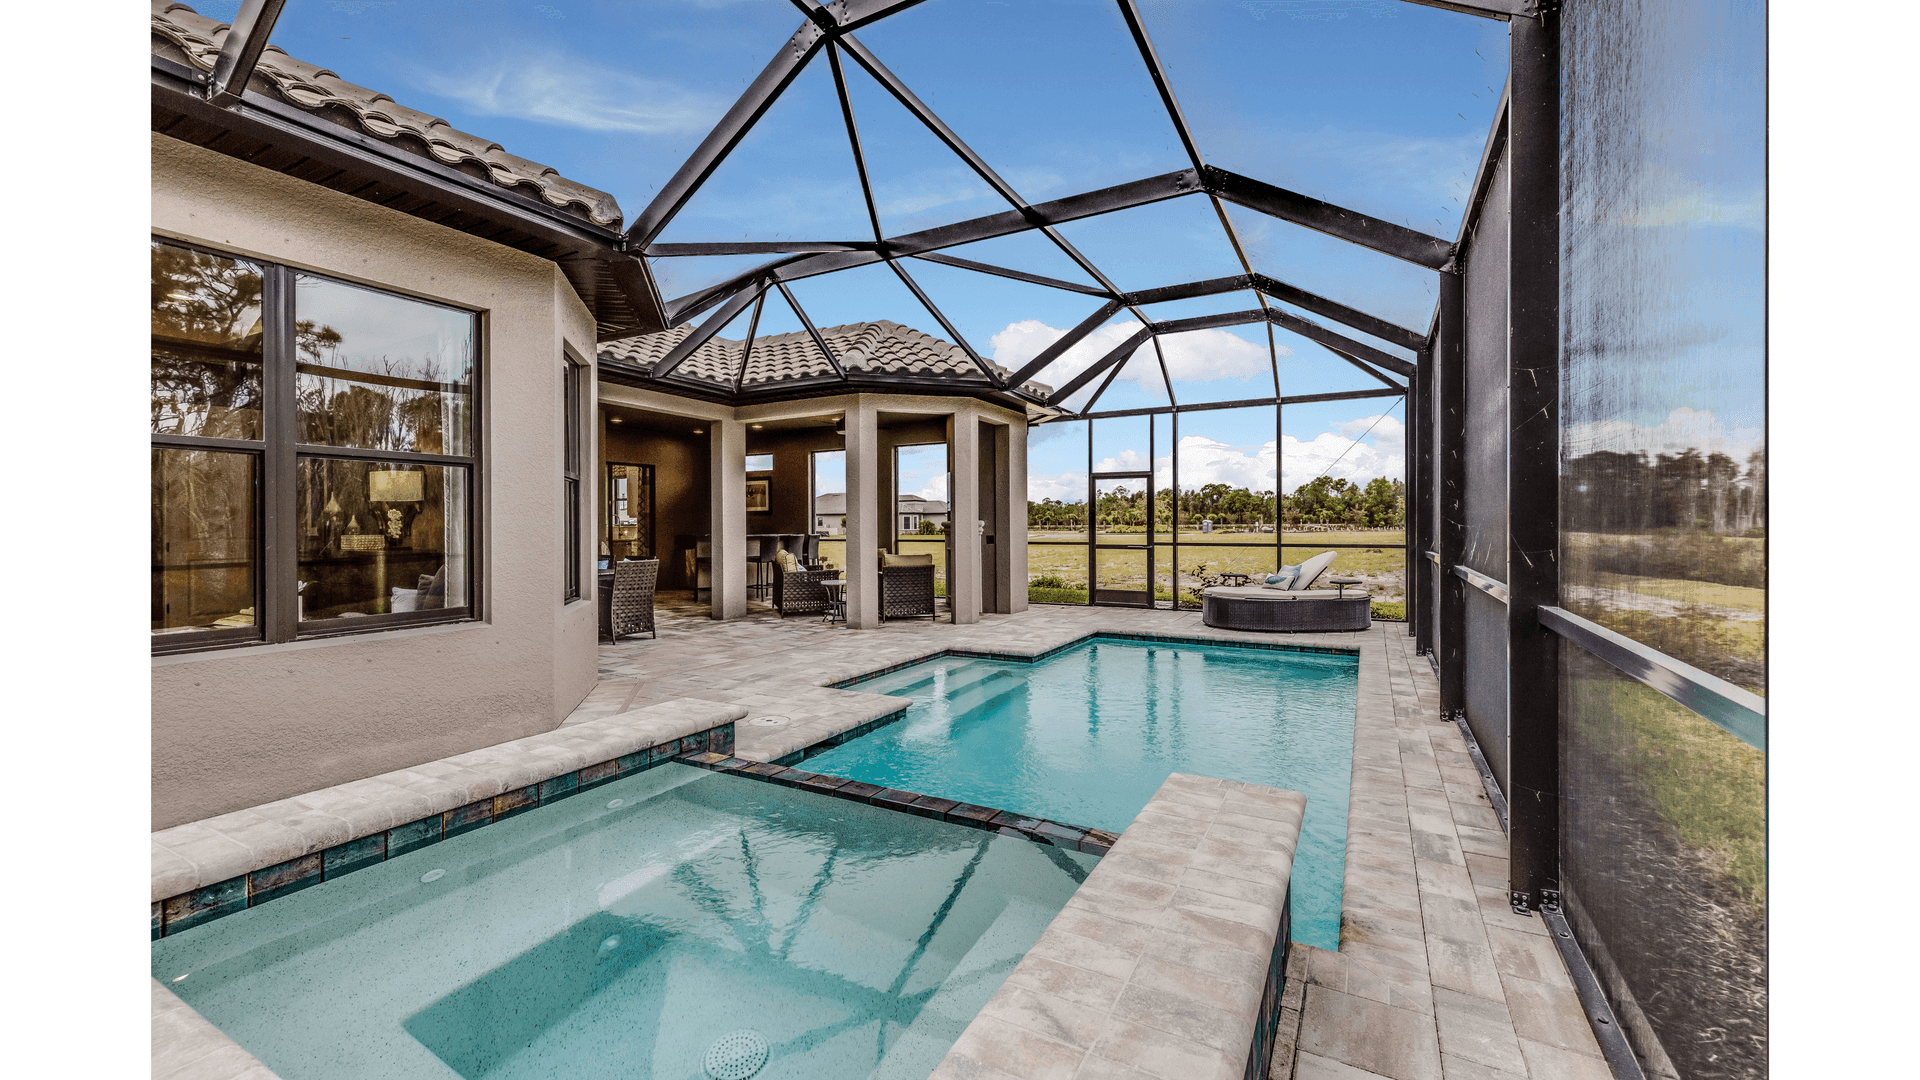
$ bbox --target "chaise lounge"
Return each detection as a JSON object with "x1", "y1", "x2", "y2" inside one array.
[{"x1": 1201, "y1": 551, "x2": 1371, "y2": 632}]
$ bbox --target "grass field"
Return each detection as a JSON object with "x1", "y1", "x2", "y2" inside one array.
[
  {"x1": 1572, "y1": 674, "x2": 1766, "y2": 912},
  {"x1": 818, "y1": 529, "x2": 1409, "y2": 609}
]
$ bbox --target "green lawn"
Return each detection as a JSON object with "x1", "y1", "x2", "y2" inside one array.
[
  {"x1": 1573, "y1": 675, "x2": 1766, "y2": 913},
  {"x1": 1593, "y1": 572, "x2": 1765, "y2": 615},
  {"x1": 818, "y1": 529, "x2": 1410, "y2": 603}
]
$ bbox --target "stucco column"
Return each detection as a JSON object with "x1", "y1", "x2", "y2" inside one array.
[
  {"x1": 844, "y1": 402, "x2": 881, "y2": 629},
  {"x1": 948, "y1": 410, "x2": 982, "y2": 625},
  {"x1": 709, "y1": 418, "x2": 747, "y2": 620},
  {"x1": 998, "y1": 418, "x2": 1028, "y2": 613}
]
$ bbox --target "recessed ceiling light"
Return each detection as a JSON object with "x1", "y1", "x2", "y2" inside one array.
[
  {"x1": 609, "y1": 417, "x2": 623, "y2": 424},
  {"x1": 693, "y1": 428, "x2": 704, "y2": 434},
  {"x1": 752, "y1": 424, "x2": 764, "y2": 429}
]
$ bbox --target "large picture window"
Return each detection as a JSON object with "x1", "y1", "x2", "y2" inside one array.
[{"x1": 152, "y1": 238, "x2": 478, "y2": 652}]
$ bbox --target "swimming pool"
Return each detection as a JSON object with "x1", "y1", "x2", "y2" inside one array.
[
  {"x1": 806, "y1": 637, "x2": 1357, "y2": 950},
  {"x1": 151, "y1": 764, "x2": 1095, "y2": 1080}
]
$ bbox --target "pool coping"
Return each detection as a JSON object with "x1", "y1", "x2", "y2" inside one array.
[
  {"x1": 727, "y1": 629, "x2": 1362, "y2": 769},
  {"x1": 150, "y1": 697, "x2": 748, "y2": 929},
  {"x1": 928, "y1": 772, "x2": 1309, "y2": 1080},
  {"x1": 675, "y1": 752, "x2": 1123, "y2": 856}
]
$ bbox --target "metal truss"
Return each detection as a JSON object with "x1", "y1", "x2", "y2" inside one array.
[{"x1": 173, "y1": 0, "x2": 1509, "y2": 404}]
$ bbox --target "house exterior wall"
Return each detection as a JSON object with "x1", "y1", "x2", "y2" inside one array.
[{"x1": 150, "y1": 133, "x2": 599, "y2": 830}]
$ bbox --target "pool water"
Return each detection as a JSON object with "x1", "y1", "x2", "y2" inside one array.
[
  {"x1": 152, "y1": 765, "x2": 1095, "y2": 1080},
  {"x1": 809, "y1": 639, "x2": 1357, "y2": 950}
]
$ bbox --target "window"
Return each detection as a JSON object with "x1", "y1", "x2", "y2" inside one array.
[
  {"x1": 152, "y1": 239, "x2": 478, "y2": 652},
  {"x1": 562, "y1": 361, "x2": 583, "y2": 601}
]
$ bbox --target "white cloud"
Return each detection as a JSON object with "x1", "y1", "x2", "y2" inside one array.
[
  {"x1": 1564, "y1": 407, "x2": 1761, "y2": 461},
  {"x1": 990, "y1": 318, "x2": 1285, "y2": 397},
  {"x1": 1028, "y1": 470, "x2": 1089, "y2": 503},
  {"x1": 413, "y1": 49, "x2": 726, "y2": 134},
  {"x1": 1027, "y1": 413, "x2": 1406, "y2": 502}
]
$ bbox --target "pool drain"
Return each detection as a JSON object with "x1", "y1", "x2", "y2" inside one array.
[
  {"x1": 748, "y1": 715, "x2": 789, "y2": 726},
  {"x1": 703, "y1": 1029, "x2": 770, "y2": 1080}
]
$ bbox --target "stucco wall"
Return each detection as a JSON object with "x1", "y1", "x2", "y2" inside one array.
[{"x1": 151, "y1": 133, "x2": 599, "y2": 830}]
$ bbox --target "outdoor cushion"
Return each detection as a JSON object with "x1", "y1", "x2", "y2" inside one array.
[
  {"x1": 775, "y1": 549, "x2": 801, "y2": 572},
  {"x1": 1287, "y1": 551, "x2": 1338, "y2": 591},
  {"x1": 1203, "y1": 586, "x2": 1366, "y2": 601},
  {"x1": 882, "y1": 552, "x2": 934, "y2": 567},
  {"x1": 1263, "y1": 566, "x2": 1299, "y2": 587}
]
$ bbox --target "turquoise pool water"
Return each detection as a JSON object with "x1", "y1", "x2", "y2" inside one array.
[
  {"x1": 152, "y1": 765, "x2": 1094, "y2": 1080},
  {"x1": 808, "y1": 638, "x2": 1357, "y2": 950}
]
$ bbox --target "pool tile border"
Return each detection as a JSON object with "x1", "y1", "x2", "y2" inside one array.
[
  {"x1": 828, "y1": 629, "x2": 1359, "y2": 689},
  {"x1": 153, "y1": 723, "x2": 737, "y2": 939},
  {"x1": 675, "y1": 752, "x2": 1122, "y2": 856}
]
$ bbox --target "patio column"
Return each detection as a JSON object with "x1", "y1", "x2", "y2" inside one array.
[
  {"x1": 947, "y1": 410, "x2": 982, "y2": 624},
  {"x1": 844, "y1": 402, "x2": 881, "y2": 629},
  {"x1": 998, "y1": 418, "x2": 1028, "y2": 613},
  {"x1": 709, "y1": 417, "x2": 747, "y2": 620}
]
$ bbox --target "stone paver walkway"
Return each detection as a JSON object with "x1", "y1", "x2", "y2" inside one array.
[{"x1": 579, "y1": 601, "x2": 1612, "y2": 1080}]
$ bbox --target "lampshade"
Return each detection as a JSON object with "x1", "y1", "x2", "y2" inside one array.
[{"x1": 368, "y1": 470, "x2": 424, "y2": 502}]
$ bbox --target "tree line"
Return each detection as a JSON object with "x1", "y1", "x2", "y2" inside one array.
[
  {"x1": 1029, "y1": 477, "x2": 1405, "y2": 530},
  {"x1": 1563, "y1": 448, "x2": 1763, "y2": 535}
]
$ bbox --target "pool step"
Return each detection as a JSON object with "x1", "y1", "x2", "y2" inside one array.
[{"x1": 868, "y1": 661, "x2": 1020, "y2": 703}]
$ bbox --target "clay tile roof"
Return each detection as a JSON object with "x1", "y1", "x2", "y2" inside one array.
[
  {"x1": 600, "y1": 320, "x2": 1054, "y2": 398},
  {"x1": 151, "y1": 2, "x2": 624, "y2": 229}
]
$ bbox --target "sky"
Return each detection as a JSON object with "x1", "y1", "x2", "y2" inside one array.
[{"x1": 225, "y1": 0, "x2": 1760, "y2": 501}]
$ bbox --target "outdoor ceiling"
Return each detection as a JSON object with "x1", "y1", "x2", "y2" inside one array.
[{"x1": 209, "y1": 0, "x2": 1515, "y2": 412}]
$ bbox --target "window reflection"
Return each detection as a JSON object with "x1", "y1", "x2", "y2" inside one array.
[
  {"x1": 294, "y1": 275, "x2": 475, "y2": 456},
  {"x1": 152, "y1": 448, "x2": 258, "y2": 638},
  {"x1": 151, "y1": 242, "x2": 263, "y2": 440},
  {"x1": 298, "y1": 460, "x2": 470, "y2": 622}
]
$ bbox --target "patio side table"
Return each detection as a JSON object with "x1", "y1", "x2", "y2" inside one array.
[{"x1": 822, "y1": 579, "x2": 848, "y2": 625}]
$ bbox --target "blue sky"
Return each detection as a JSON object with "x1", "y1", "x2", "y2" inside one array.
[{"x1": 230, "y1": 0, "x2": 1760, "y2": 498}]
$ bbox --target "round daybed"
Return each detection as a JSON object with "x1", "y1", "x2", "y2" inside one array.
[
  {"x1": 1201, "y1": 587, "x2": 1371, "y2": 632},
  {"x1": 1199, "y1": 551, "x2": 1369, "y2": 632}
]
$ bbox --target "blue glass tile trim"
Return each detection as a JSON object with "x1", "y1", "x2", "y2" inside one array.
[{"x1": 156, "y1": 724, "x2": 736, "y2": 938}]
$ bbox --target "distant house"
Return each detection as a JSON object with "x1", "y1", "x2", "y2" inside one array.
[{"x1": 812, "y1": 493, "x2": 949, "y2": 536}]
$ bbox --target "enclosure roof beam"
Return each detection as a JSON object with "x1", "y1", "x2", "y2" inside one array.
[
  {"x1": 1264, "y1": 308, "x2": 1419, "y2": 379},
  {"x1": 652, "y1": 282, "x2": 763, "y2": 378},
  {"x1": 1250, "y1": 274, "x2": 1426, "y2": 352},
  {"x1": 909, "y1": 252, "x2": 1112, "y2": 297},
  {"x1": 205, "y1": 0, "x2": 289, "y2": 108},
  {"x1": 776, "y1": 281, "x2": 849, "y2": 381},
  {"x1": 626, "y1": 2, "x2": 948, "y2": 247},
  {"x1": 1003, "y1": 300, "x2": 1127, "y2": 390},
  {"x1": 1202, "y1": 166, "x2": 1454, "y2": 270},
  {"x1": 1049, "y1": 327, "x2": 1154, "y2": 406},
  {"x1": 887, "y1": 258, "x2": 1003, "y2": 387},
  {"x1": 663, "y1": 170, "x2": 1200, "y2": 324},
  {"x1": 648, "y1": 241, "x2": 879, "y2": 256},
  {"x1": 830, "y1": 31, "x2": 1132, "y2": 301},
  {"x1": 1389, "y1": 0, "x2": 1527, "y2": 21}
]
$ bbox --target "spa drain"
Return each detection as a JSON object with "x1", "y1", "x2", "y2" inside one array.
[{"x1": 703, "y1": 1029, "x2": 770, "y2": 1080}]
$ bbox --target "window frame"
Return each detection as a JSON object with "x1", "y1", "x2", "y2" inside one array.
[
  {"x1": 562, "y1": 356, "x2": 584, "y2": 603},
  {"x1": 152, "y1": 238, "x2": 483, "y2": 655}
]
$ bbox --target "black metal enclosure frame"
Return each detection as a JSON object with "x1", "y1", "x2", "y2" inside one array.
[{"x1": 159, "y1": 3, "x2": 1768, "y2": 1077}]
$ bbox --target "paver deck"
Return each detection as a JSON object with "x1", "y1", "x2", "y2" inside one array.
[
  {"x1": 582, "y1": 599, "x2": 1612, "y2": 1080},
  {"x1": 154, "y1": 599, "x2": 1610, "y2": 1080}
]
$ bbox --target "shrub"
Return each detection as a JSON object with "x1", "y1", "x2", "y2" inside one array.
[{"x1": 1028, "y1": 574, "x2": 1074, "y2": 590}]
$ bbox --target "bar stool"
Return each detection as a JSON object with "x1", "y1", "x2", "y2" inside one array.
[{"x1": 745, "y1": 537, "x2": 775, "y2": 600}]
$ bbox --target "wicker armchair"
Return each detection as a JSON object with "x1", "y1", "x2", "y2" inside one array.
[
  {"x1": 609, "y1": 558, "x2": 658, "y2": 641},
  {"x1": 774, "y1": 561, "x2": 835, "y2": 618},
  {"x1": 879, "y1": 551, "x2": 937, "y2": 620}
]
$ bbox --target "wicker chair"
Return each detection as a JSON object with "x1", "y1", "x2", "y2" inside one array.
[
  {"x1": 609, "y1": 558, "x2": 658, "y2": 641},
  {"x1": 774, "y1": 561, "x2": 835, "y2": 618},
  {"x1": 879, "y1": 551, "x2": 937, "y2": 620}
]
